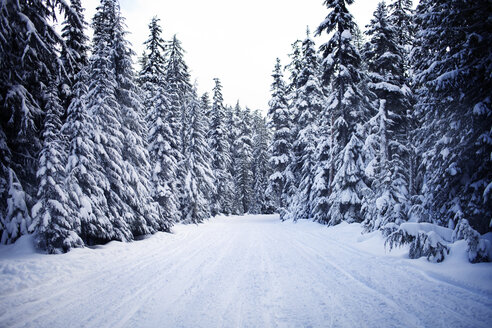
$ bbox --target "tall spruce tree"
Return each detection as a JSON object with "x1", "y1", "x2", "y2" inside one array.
[
  {"x1": 165, "y1": 35, "x2": 191, "y2": 221},
  {"x1": 63, "y1": 66, "x2": 111, "y2": 247},
  {"x1": 31, "y1": 80, "x2": 83, "y2": 253},
  {"x1": 0, "y1": 0, "x2": 63, "y2": 243},
  {"x1": 413, "y1": 0, "x2": 492, "y2": 233},
  {"x1": 314, "y1": 0, "x2": 370, "y2": 225},
  {"x1": 284, "y1": 40, "x2": 303, "y2": 204},
  {"x1": 139, "y1": 17, "x2": 167, "y2": 111},
  {"x1": 111, "y1": 5, "x2": 164, "y2": 235},
  {"x1": 250, "y1": 110, "x2": 275, "y2": 214},
  {"x1": 85, "y1": 0, "x2": 132, "y2": 242},
  {"x1": 181, "y1": 88, "x2": 215, "y2": 223},
  {"x1": 140, "y1": 16, "x2": 178, "y2": 225},
  {"x1": 289, "y1": 29, "x2": 325, "y2": 221},
  {"x1": 268, "y1": 59, "x2": 291, "y2": 218},
  {"x1": 236, "y1": 107, "x2": 254, "y2": 214},
  {"x1": 227, "y1": 102, "x2": 243, "y2": 214},
  {"x1": 59, "y1": 0, "x2": 90, "y2": 111},
  {"x1": 361, "y1": 1, "x2": 410, "y2": 231},
  {"x1": 208, "y1": 78, "x2": 234, "y2": 216}
]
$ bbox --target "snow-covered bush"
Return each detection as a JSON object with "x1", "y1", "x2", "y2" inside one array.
[
  {"x1": 453, "y1": 219, "x2": 490, "y2": 263},
  {"x1": 385, "y1": 222, "x2": 450, "y2": 262}
]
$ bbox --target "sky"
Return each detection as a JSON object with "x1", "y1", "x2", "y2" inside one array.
[{"x1": 80, "y1": 0, "x2": 396, "y2": 111}]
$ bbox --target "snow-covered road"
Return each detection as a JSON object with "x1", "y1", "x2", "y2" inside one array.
[{"x1": 1, "y1": 214, "x2": 491, "y2": 328}]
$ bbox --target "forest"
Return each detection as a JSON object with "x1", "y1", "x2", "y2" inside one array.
[{"x1": 0, "y1": 0, "x2": 490, "y2": 264}]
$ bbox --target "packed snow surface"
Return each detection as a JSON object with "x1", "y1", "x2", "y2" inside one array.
[{"x1": 1, "y1": 215, "x2": 491, "y2": 328}]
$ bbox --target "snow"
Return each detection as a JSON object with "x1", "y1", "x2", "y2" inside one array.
[
  {"x1": 0, "y1": 215, "x2": 491, "y2": 327},
  {"x1": 399, "y1": 222, "x2": 454, "y2": 242}
]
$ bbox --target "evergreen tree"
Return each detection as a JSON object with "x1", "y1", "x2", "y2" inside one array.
[
  {"x1": 140, "y1": 16, "x2": 178, "y2": 225},
  {"x1": 59, "y1": 0, "x2": 90, "y2": 110},
  {"x1": 31, "y1": 80, "x2": 83, "y2": 253},
  {"x1": 314, "y1": 0, "x2": 371, "y2": 225},
  {"x1": 290, "y1": 29, "x2": 325, "y2": 221},
  {"x1": 165, "y1": 35, "x2": 191, "y2": 220},
  {"x1": 85, "y1": 0, "x2": 132, "y2": 242},
  {"x1": 111, "y1": 3, "x2": 164, "y2": 235},
  {"x1": 63, "y1": 66, "x2": 112, "y2": 246},
  {"x1": 236, "y1": 107, "x2": 254, "y2": 214},
  {"x1": 325, "y1": 128, "x2": 368, "y2": 225},
  {"x1": 284, "y1": 40, "x2": 303, "y2": 203},
  {"x1": 146, "y1": 79, "x2": 180, "y2": 225},
  {"x1": 268, "y1": 59, "x2": 291, "y2": 218},
  {"x1": 228, "y1": 102, "x2": 242, "y2": 214},
  {"x1": 413, "y1": 0, "x2": 492, "y2": 233},
  {"x1": 250, "y1": 110, "x2": 275, "y2": 214},
  {"x1": 362, "y1": 1, "x2": 410, "y2": 231},
  {"x1": 181, "y1": 89, "x2": 215, "y2": 223},
  {"x1": 0, "y1": 0, "x2": 63, "y2": 243},
  {"x1": 139, "y1": 16, "x2": 167, "y2": 112},
  {"x1": 208, "y1": 78, "x2": 234, "y2": 216}
]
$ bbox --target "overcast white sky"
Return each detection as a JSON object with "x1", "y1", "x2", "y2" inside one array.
[{"x1": 80, "y1": 0, "x2": 397, "y2": 111}]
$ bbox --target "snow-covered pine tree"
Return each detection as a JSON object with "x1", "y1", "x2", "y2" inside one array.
[
  {"x1": 326, "y1": 127, "x2": 368, "y2": 225},
  {"x1": 59, "y1": 0, "x2": 89, "y2": 111},
  {"x1": 361, "y1": 1, "x2": 410, "y2": 232},
  {"x1": 387, "y1": 0, "x2": 419, "y2": 210},
  {"x1": 111, "y1": 4, "x2": 164, "y2": 235},
  {"x1": 283, "y1": 40, "x2": 303, "y2": 204},
  {"x1": 165, "y1": 35, "x2": 191, "y2": 221},
  {"x1": 250, "y1": 110, "x2": 275, "y2": 214},
  {"x1": 146, "y1": 78, "x2": 180, "y2": 225},
  {"x1": 85, "y1": 0, "x2": 132, "y2": 242},
  {"x1": 289, "y1": 29, "x2": 325, "y2": 221},
  {"x1": 31, "y1": 80, "x2": 83, "y2": 253},
  {"x1": 63, "y1": 64, "x2": 113, "y2": 247},
  {"x1": 181, "y1": 88, "x2": 215, "y2": 223},
  {"x1": 201, "y1": 92, "x2": 211, "y2": 129},
  {"x1": 235, "y1": 107, "x2": 254, "y2": 214},
  {"x1": 139, "y1": 16, "x2": 167, "y2": 111},
  {"x1": 228, "y1": 102, "x2": 242, "y2": 215},
  {"x1": 0, "y1": 0, "x2": 63, "y2": 243},
  {"x1": 314, "y1": 0, "x2": 370, "y2": 225},
  {"x1": 413, "y1": 0, "x2": 492, "y2": 233},
  {"x1": 268, "y1": 59, "x2": 291, "y2": 219},
  {"x1": 388, "y1": 0, "x2": 414, "y2": 59},
  {"x1": 140, "y1": 16, "x2": 179, "y2": 226},
  {"x1": 208, "y1": 78, "x2": 234, "y2": 216}
]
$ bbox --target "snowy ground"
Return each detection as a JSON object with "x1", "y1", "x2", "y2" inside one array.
[{"x1": 0, "y1": 215, "x2": 491, "y2": 328}]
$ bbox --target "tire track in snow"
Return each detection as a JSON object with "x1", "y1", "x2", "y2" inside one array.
[{"x1": 290, "y1": 227, "x2": 491, "y2": 328}]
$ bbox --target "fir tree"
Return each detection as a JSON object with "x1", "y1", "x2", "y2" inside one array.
[
  {"x1": 181, "y1": 89, "x2": 215, "y2": 223},
  {"x1": 413, "y1": 0, "x2": 492, "y2": 232},
  {"x1": 362, "y1": 1, "x2": 410, "y2": 231},
  {"x1": 85, "y1": 0, "x2": 132, "y2": 242},
  {"x1": 139, "y1": 16, "x2": 167, "y2": 112},
  {"x1": 59, "y1": 0, "x2": 90, "y2": 111},
  {"x1": 208, "y1": 78, "x2": 234, "y2": 215},
  {"x1": 250, "y1": 110, "x2": 275, "y2": 214},
  {"x1": 63, "y1": 67, "x2": 112, "y2": 246},
  {"x1": 268, "y1": 59, "x2": 291, "y2": 218},
  {"x1": 228, "y1": 102, "x2": 242, "y2": 215},
  {"x1": 165, "y1": 35, "x2": 191, "y2": 220},
  {"x1": 290, "y1": 29, "x2": 325, "y2": 221},
  {"x1": 315, "y1": 0, "x2": 371, "y2": 225},
  {"x1": 325, "y1": 128, "x2": 368, "y2": 225},
  {"x1": 284, "y1": 40, "x2": 303, "y2": 203},
  {"x1": 111, "y1": 3, "x2": 163, "y2": 235},
  {"x1": 236, "y1": 107, "x2": 254, "y2": 214},
  {"x1": 0, "y1": 0, "x2": 63, "y2": 243},
  {"x1": 31, "y1": 80, "x2": 83, "y2": 253}
]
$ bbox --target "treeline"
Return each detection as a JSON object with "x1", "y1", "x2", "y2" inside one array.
[
  {"x1": 0, "y1": 0, "x2": 272, "y2": 252},
  {"x1": 267, "y1": 0, "x2": 491, "y2": 262}
]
